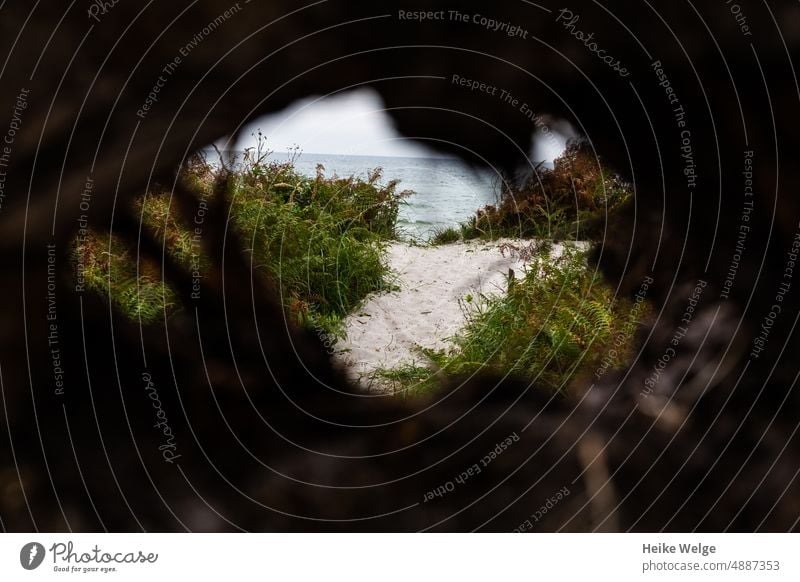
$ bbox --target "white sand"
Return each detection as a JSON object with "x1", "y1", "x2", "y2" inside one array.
[{"x1": 334, "y1": 239, "x2": 581, "y2": 384}]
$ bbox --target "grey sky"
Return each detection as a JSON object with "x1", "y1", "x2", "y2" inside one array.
[{"x1": 228, "y1": 88, "x2": 568, "y2": 161}]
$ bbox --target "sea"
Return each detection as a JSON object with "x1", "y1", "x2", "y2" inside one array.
[
  {"x1": 204, "y1": 149, "x2": 501, "y2": 241},
  {"x1": 293, "y1": 153, "x2": 503, "y2": 241}
]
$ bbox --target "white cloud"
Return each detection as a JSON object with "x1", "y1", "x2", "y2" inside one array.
[
  {"x1": 218, "y1": 88, "x2": 571, "y2": 163},
  {"x1": 226, "y1": 89, "x2": 437, "y2": 158}
]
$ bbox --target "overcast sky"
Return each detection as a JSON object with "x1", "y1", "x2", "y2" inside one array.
[{"x1": 225, "y1": 88, "x2": 568, "y2": 161}]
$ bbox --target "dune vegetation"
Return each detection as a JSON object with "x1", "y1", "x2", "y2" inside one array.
[
  {"x1": 75, "y1": 139, "x2": 645, "y2": 395},
  {"x1": 431, "y1": 141, "x2": 631, "y2": 245},
  {"x1": 378, "y1": 142, "x2": 644, "y2": 395},
  {"x1": 375, "y1": 245, "x2": 649, "y2": 396},
  {"x1": 74, "y1": 141, "x2": 410, "y2": 335}
]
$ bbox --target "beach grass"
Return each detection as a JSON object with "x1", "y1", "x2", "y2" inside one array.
[
  {"x1": 74, "y1": 138, "x2": 643, "y2": 393},
  {"x1": 374, "y1": 246, "x2": 649, "y2": 394},
  {"x1": 367, "y1": 363, "x2": 439, "y2": 396},
  {"x1": 73, "y1": 144, "x2": 410, "y2": 335},
  {"x1": 460, "y1": 141, "x2": 631, "y2": 243},
  {"x1": 430, "y1": 225, "x2": 462, "y2": 245}
]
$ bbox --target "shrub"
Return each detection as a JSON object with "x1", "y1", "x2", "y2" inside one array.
[
  {"x1": 463, "y1": 141, "x2": 632, "y2": 241},
  {"x1": 73, "y1": 232, "x2": 177, "y2": 324},
  {"x1": 430, "y1": 226, "x2": 461, "y2": 245},
  {"x1": 75, "y1": 145, "x2": 410, "y2": 334},
  {"x1": 379, "y1": 246, "x2": 649, "y2": 394}
]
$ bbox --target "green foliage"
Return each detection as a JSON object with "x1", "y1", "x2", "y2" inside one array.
[
  {"x1": 459, "y1": 218, "x2": 485, "y2": 241},
  {"x1": 229, "y1": 144, "x2": 409, "y2": 324},
  {"x1": 429, "y1": 226, "x2": 462, "y2": 245},
  {"x1": 370, "y1": 364, "x2": 440, "y2": 397},
  {"x1": 383, "y1": 247, "x2": 648, "y2": 394},
  {"x1": 75, "y1": 141, "x2": 410, "y2": 334},
  {"x1": 74, "y1": 234, "x2": 177, "y2": 324},
  {"x1": 462, "y1": 142, "x2": 632, "y2": 242}
]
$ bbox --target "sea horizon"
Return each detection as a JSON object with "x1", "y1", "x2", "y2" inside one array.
[{"x1": 201, "y1": 147, "x2": 501, "y2": 240}]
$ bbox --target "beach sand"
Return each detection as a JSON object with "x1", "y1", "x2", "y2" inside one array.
[{"x1": 334, "y1": 239, "x2": 579, "y2": 386}]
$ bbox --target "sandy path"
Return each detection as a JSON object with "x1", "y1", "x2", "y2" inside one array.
[{"x1": 334, "y1": 239, "x2": 566, "y2": 383}]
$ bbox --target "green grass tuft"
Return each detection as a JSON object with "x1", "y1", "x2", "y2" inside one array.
[
  {"x1": 461, "y1": 141, "x2": 632, "y2": 242},
  {"x1": 75, "y1": 141, "x2": 411, "y2": 336},
  {"x1": 369, "y1": 364, "x2": 441, "y2": 397},
  {"x1": 381, "y1": 246, "x2": 650, "y2": 395},
  {"x1": 429, "y1": 226, "x2": 462, "y2": 245}
]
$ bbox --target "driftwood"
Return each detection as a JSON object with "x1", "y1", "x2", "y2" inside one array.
[{"x1": 0, "y1": 1, "x2": 799, "y2": 531}]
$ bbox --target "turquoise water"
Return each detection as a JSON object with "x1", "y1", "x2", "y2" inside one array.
[{"x1": 289, "y1": 153, "x2": 499, "y2": 241}]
